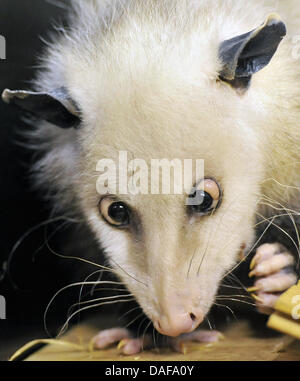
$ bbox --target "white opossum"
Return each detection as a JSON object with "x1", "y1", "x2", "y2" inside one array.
[{"x1": 2, "y1": 0, "x2": 300, "y2": 354}]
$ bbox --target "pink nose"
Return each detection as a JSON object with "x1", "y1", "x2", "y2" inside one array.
[{"x1": 155, "y1": 311, "x2": 204, "y2": 337}]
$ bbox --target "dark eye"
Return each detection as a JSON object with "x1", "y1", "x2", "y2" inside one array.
[
  {"x1": 188, "y1": 178, "x2": 221, "y2": 215},
  {"x1": 99, "y1": 198, "x2": 130, "y2": 227}
]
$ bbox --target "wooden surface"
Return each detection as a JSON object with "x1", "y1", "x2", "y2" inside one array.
[{"x1": 21, "y1": 321, "x2": 300, "y2": 361}]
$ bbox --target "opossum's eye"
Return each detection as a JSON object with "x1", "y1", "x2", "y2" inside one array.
[
  {"x1": 188, "y1": 178, "x2": 221, "y2": 215},
  {"x1": 99, "y1": 198, "x2": 130, "y2": 227}
]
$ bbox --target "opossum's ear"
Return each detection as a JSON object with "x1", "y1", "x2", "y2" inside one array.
[
  {"x1": 219, "y1": 14, "x2": 286, "y2": 91},
  {"x1": 1, "y1": 87, "x2": 81, "y2": 128}
]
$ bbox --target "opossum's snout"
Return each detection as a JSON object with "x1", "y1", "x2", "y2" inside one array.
[
  {"x1": 155, "y1": 313, "x2": 203, "y2": 337},
  {"x1": 92, "y1": 174, "x2": 259, "y2": 338},
  {"x1": 153, "y1": 294, "x2": 204, "y2": 337}
]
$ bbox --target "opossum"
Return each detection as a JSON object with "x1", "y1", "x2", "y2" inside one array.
[{"x1": 2, "y1": 0, "x2": 300, "y2": 354}]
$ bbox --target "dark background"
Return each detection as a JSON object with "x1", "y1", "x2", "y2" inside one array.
[{"x1": 0, "y1": 0, "x2": 112, "y2": 360}]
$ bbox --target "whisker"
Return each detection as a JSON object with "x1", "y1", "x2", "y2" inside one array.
[
  {"x1": 67, "y1": 270, "x2": 104, "y2": 320},
  {"x1": 44, "y1": 238, "x2": 113, "y2": 272},
  {"x1": 197, "y1": 200, "x2": 237, "y2": 276},
  {"x1": 125, "y1": 312, "x2": 145, "y2": 329},
  {"x1": 260, "y1": 177, "x2": 300, "y2": 192},
  {"x1": 76, "y1": 270, "x2": 105, "y2": 319},
  {"x1": 223, "y1": 215, "x2": 275, "y2": 278},
  {"x1": 43, "y1": 280, "x2": 124, "y2": 337},
  {"x1": 216, "y1": 294, "x2": 253, "y2": 300},
  {"x1": 258, "y1": 195, "x2": 300, "y2": 262},
  {"x1": 186, "y1": 246, "x2": 197, "y2": 279},
  {"x1": 32, "y1": 220, "x2": 70, "y2": 263},
  {"x1": 258, "y1": 200, "x2": 300, "y2": 215},
  {"x1": 213, "y1": 302, "x2": 237, "y2": 321},
  {"x1": 67, "y1": 287, "x2": 131, "y2": 319},
  {"x1": 110, "y1": 258, "x2": 148, "y2": 288},
  {"x1": 205, "y1": 316, "x2": 213, "y2": 330},
  {"x1": 118, "y1": 305, "x2": 142, "y2": 321},
  {"x1": 137, "y1": 316, "x2": 149, "y2": 338},
  {"x1": 69, "y1": 293, "x2": 134, "y2": 311},
  {"x1": 6, "y1": 216, "x2": 80, "y2": 288},
  {"x1": 90, "y1": 270, "x2": 106, "y2": 297},
  {"x1": 196, "y1": 207, "x2": 218, "y2": 276},
  {"x1": 256, "y1": 211, "x2": 300, "y2": 258},
  {"x1": 57, "y1": 297, "x2": 136, "y2": 338},
  {"x1": 215, "y1": 297, "x2": 256, "y2": 307},
  {"x1": 226, "y1": 273, "x2": 249, "y2": 293},
  {"x1": 220, "y1": 284, "x2": 243, "y2": 290},
  {"x1": 152, "y1": 326, "x2": 157, "y2": 351},
  {"x1": 254, "y1": 212, "x2": 299, "y2": 227},
  {"x1": 141, "y1": 320, "x2": 153, "y2": 351}
]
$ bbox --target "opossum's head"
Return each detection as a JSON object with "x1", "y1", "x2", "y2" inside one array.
[
  {"x1": 81, "y1": 98, "x2": 262, "y2": 337},
  {"x1": 3, "y1": 13, "x2": 286, "y2": 336}
]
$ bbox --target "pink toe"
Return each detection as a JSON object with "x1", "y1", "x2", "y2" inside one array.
[
  {"x1": 122, "y1": 339, "x2": 143, "y2": 355},
  {"x1": 93, "y1": 328, "x2": 130, "y2": 349}
]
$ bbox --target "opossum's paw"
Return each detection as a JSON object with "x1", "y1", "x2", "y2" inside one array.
[
  {"x1": 116, "y1": 335, "x2": 153, "y2": 355},
  {"x1": 248, "y1": 243, "x2": 297, "y2": 315},
  {"x1": 91, "y1": 327, "x2": 223, "y2": 355},
  {"x1": 169, "y1": 330, "x2": 224, "y2": 354},
  {"x1": 91, "y1": 328, "x2": 153, "y2": 355}
]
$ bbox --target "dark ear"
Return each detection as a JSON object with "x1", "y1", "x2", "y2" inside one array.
[
  {"x1": 1, "y1": 87, "x2": 81, "y2": 128},
  {"x1": 219, "y1": 14, "x2": 286, "y2": 91}
]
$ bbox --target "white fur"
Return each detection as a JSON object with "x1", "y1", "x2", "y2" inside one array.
[{"x1": 28, "y1": 0, "x2": 300, "y2": 328}]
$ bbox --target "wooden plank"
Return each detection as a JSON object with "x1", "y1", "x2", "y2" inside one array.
[{"x1": 21, "y1": 321, "x2": 299, "y2": 361}]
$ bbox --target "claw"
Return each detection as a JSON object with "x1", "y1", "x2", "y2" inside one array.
[
  {"x1": 246, "y1": 286, "x2": 260, "y2": 292},
  {"x1": 92, "y1": 328, "x2": 132, "y2": 350},
  {"x1": 250, "y1": 257, "x2": 256, "y2": 270},
  {"x1": 251, "y1": 293, "x2": 264, "y2": 303},
  {"x1": 170, "y1": 330, "x2": 224, "y2": 353},
  {"x1": 117, "y1": 339, "x2": 129, "y2": 351},
  {"x1": 171, "y1": 340, "x2": 186, "y2": 354},
  {"x1": 248, "y1": 270, "x2": 255, "y2": 278},
  {"x1": 179, "y1": 342, "x2": 188, "y2": 355},
  {"x1": 250, "y1": 243, "x2": 297, "y2": 316}
]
